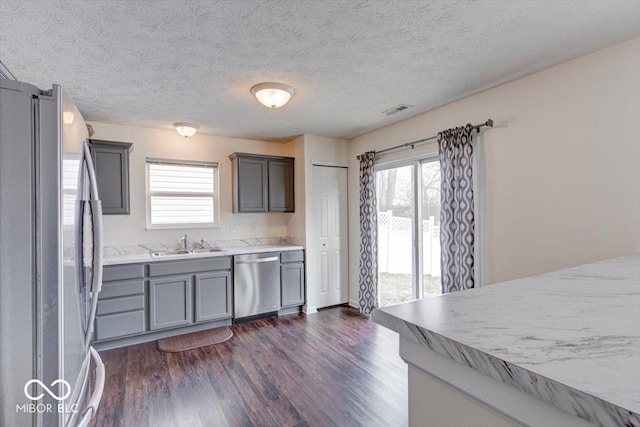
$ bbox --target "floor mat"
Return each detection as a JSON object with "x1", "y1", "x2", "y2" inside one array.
[{"x1": 157, "y1": 327, "x2": 233, "y2": 352}]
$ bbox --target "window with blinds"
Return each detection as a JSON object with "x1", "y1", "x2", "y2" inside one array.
[{"x1": 146, "y1": 159, "x2": 219, "y2": 227}]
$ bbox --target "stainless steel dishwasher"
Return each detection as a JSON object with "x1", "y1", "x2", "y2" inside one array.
[{"x1": 234, "y1": 252, "x2": 281, "y2": 320}]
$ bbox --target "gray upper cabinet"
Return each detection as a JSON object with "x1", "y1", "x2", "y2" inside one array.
[
  {"x1": 229, "y1": 153, "x2": 294, "y2": 213},
  {"x1": 88, "y1": 139, "x2": 132, "y2": 215},
  {"x1": 268, "y1": 160, "x2": 295, "y2": 212},
  {"x1": 235, "y1": 156, "x2": 268, "y2": 212}
]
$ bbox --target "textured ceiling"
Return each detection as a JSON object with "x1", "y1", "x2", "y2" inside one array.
[{"x1": 1, "y1": 1, "x2": 639, "y2": 141}]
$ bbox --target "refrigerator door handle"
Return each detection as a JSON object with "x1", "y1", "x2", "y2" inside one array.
[
  {"x1": 82, "y1": 142, "x2": 103, "y2": 295},
  {"x1": 89, "y1": 199, "x2": 103, "y2": 295},
  {"x1": 63, "y1": 350, "x2": 91, "y2": 427},
  {"x1": 74, "y1": 347, "x2": 105, "y2": 427},
  {"x1": 82, "y1": 142, "x2": 103, "y2": 349}
]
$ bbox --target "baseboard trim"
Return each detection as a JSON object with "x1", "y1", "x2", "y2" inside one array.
[
  {"x1": 348, "y1": 299, "x2": 359, "y2": 309},
  {"x1": 303, "y1": 305, "x2": 318, "y2": 315}
]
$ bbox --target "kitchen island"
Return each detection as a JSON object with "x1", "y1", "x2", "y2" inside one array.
[{"x1": 373, "y1": 254, "x2": 640, "y2": 427}]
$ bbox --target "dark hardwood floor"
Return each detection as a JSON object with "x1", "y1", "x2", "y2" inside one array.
[{"x1": 93, "y1": 306, "x2": 408, "y2": 427}]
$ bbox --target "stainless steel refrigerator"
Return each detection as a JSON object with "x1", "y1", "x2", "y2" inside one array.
[{"x1": 0, "y1": 79, "x2": 105, "y2": 427}]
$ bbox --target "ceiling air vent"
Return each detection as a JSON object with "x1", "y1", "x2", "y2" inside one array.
[{"x1": 383, "y1": 104, "x2": 412, "y2": 116}]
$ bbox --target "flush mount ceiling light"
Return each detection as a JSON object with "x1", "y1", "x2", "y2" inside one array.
[
  {"x1": 173, "y1": 123, "x2": 199, "y2": 138},
  {"x1": 250, "y1": 82, "x2": 295, "y2": 108}
]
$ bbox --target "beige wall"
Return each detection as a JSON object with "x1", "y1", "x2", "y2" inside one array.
[
  {"x1": 88, "y1": 122, "x2": 294, "y2": 246},
  {"x1": 348, "y1": 37, "x2": 640, "y2": 303},
  {"x1": 284, "y1": 135, "x2": 306, "y2": 240}
]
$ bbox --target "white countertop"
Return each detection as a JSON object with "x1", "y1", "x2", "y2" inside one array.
[
  {"x1": 104, "y1": 244, "x2": 304, "y2": 265},
  {"x1": 373, "y1": 254, "x2": 640, "y2": 426}
]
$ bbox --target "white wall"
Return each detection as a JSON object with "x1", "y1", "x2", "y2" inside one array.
[
  {"x1": 88, "y1": 122, "x2": 294, "y2": 246},
  {"x1": 347, "y1": 37, "x2": 640, "y2": 304}
]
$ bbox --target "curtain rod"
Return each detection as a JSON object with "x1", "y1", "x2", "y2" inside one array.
[{"x1": 357, "y1": 119, "x2": 494, "y2": 160}]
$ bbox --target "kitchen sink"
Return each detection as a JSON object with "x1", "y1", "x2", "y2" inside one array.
[
  {"x1": 150, "y1": 248, "x2": 223, "y2": 257},
  {"x1": 150, "y1": 250, "x2": 191, "y2": 257},
  {"x1": 190, "y1": 248, "x2": 223, "y2": 253}
]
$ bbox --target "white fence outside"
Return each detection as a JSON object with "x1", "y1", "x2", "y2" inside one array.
[{"x1": 378, "y1": 211, "x2": 441, "y2": 276}]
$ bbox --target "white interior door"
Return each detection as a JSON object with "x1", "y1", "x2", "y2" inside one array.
[{"x1": 313, "y1": 166, "x2": 348, "y2": 308}]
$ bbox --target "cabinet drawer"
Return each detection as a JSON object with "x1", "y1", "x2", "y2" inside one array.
[
  {"x1": 100, "y1": 279, "x2": 144, "y2": 299},
  {"x1": 148, "y1": 257, "x2": 232, "y2": 277},
  {"x1": 95, "y1": 310, "x2": 145, "y2": 341},
  {"x1": 97, "y1": 295, "x2": 145, "y2": 316},
  {"x1": 281, "y1": 251, "x2": 304, "y2": 264},
  {"x1": 103, "y1": 264, "x2": 145, "y2": 282}
]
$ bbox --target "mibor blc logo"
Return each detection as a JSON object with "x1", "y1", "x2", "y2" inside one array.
[
  {"x1": 16, "y1": 379, "x2": 78, "y2": 415},
  {"x1": 24, "y1": 379, "x2": 71, "y2": 401}
]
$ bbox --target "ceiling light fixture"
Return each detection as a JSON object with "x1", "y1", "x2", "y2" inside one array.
[
  {"x1": 63, "y1": 111, "x2": 75, "y2": 125},
  {"x1": 250, "y1": 82, "x2": 295, "y2": 108},
  {"x1": 173, "y1": 123, "x2": 199, "y2": 138}
]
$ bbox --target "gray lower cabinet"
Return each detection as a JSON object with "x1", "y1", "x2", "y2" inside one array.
[
  {"x1": 281, "y1": 251, "x2": 305, "y2": 308},
  {"x1": 147, "y1": 257, "x2": 233, "y2": 332},
  {"x1": 96, "y1": 258, "x2": 234, "y2": 346},
  {"x1": 149, "y1": 275, "x2": 193, "y2": 331},
  {"x1": 95, "y1": 275, "x2": 146, "y2": 342},
  {"x1": 194, "y1": 271, "x2": 232, "y2": 323},
  {"x1": 281, "y1": 263, "x2": 304, "y2": 308},
  {"x1": 95, "y1": 311, "x2": 146, "y2": 341}
]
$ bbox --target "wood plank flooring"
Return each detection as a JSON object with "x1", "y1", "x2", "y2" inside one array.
[{"x1": 93, "y1": 306, "x2": 408, "y2": 427}]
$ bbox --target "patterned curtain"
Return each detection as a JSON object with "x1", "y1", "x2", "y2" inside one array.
[
  {"x1": 438, "y1": 124, "x2": 475, "y2": 293},
  {"x1": 358, "y1": 151, "x2": 378, "y2": 314}
]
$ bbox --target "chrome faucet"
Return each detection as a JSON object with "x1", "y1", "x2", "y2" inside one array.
[
  {"x1": 194, "y1": 239, "x2": 206, "y2": 249},
  {"x1": 181, "y1": 234, "x2": 188, "y2": 251}
]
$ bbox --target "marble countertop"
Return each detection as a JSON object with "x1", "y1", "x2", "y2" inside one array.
[
  {"x1": 104, "y1": 243, "x2": 304, "y2": 265},
  {"x1": 373, "y1": 254, "x2": 640, "y2": 426}
]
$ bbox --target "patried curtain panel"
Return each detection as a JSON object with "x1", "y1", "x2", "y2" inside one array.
[
  {"x1": 438, "y1": 124, "x2": 475, "y2": 293},
  {"x1": 358, "y1": 151, "x2": 378, "y2": 314}
]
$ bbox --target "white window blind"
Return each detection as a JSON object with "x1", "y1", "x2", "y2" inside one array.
[{"x1": 146, "y1": 159, "x2": 219, "y2": 227}]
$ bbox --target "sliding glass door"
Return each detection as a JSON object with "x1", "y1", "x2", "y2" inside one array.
[
  {"x1": 376, "y1": 157, "x2": 442, "y2": 307},
  {"x1": 421, "y1": 159, "x2": 442, "y2": 298},
  {"x1": 376, "y1": 164, "x2": 415, "y2": 307}
]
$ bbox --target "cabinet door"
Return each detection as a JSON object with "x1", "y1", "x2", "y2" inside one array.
[
  {"x1": 281, "y1": 263, "x2": 304, "y2": 308},
  {"x1": 194, "y1": 271, "x2": 232, "y2": 323},
  {"x1": 149, "y1": 275, "x2": 193, "y2": 330},
  {"x1": 268, "y1": 159, "x2": 295, "y2": 212},
  {"x1": 88, "y1": 139, "x2": 132, "y2": 214},
  {"x1": 237, "y1": 157, "x2": 268, "y2": 212}
]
